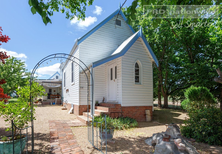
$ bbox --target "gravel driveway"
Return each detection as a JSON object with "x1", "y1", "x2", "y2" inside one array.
[{"x1": 0, "y1": 104, "x2": 78, "y2": 153}]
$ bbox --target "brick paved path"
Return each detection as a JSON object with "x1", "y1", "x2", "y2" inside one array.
[{"x1": 49, "y1": 120, "x2": 86, "y2": 154}]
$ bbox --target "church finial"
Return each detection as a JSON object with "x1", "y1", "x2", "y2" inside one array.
[{"x1": 119, "y1": 3, "x2": 121, "y2": 10}]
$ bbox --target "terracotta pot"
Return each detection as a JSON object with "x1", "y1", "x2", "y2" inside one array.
[{"x1": 163, "y1": 134, "x2": 171, "y2": 142}]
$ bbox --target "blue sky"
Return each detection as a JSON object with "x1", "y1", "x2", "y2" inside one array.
[{"x1": 0, "y1": 0, "x2": 134, "y2": 79}]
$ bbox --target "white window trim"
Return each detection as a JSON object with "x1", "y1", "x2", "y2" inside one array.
[
  {"x1": 71, "y1": 61, "x2": 75, "y2": 85},
  {"x1": 134, "y1": 60, "x2": 143, "y2": 85},
  {"x1": 114, "y1": 18, "x2": 122, "y2": 28},
  {"x1": 63, "y1": 71, "x2": 66, "y2": 88}
]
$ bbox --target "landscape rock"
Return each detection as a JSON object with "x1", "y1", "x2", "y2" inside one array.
[
  {"x1": 165, "y1": 123, "x2": 181, "y2": 139},
  {"x1": 145, "y1": 123, "x2": 199, "y2": 154}
]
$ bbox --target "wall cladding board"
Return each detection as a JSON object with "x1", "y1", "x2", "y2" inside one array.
[{"x1": 122, "y1": 38, "x2": 153, "y2": 106}]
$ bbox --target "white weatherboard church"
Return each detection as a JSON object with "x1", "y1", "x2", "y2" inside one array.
[{"x1": 61, "y1": 9, "x2": 159, "y2": 122}]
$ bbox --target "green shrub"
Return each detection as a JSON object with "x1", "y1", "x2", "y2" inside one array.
[
  {"x1": 181, "y1": 86, "x2": 222, "y2": 145},
  {"x1": 183, "y1": 86, "x2": 217, "y2": 111},
  {"x1": 94, "y1": 115, "x2": 138, "y2": 130},
  {"x1": 181, "y1": 99, "x2": 189, "y2": 110},
  {"x1": 181, "y1": 107, "x2": 222, "y2": 145}
]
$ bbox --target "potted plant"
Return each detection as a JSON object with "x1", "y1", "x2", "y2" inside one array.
[
  {"x1": 95, "y1": 100, "x2": 99, "y2": 106},
  {"x1": 0, "y1": 81, "x2": 46, "y2": 154},
  {"x1": 94, "y1": 115, "x2": 115, "y2": 140},
  {"x1": 0, "y1": 100, "x2": 30, "y2": 154}
]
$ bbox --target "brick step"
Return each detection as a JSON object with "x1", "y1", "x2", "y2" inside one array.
[
  {"x1": 96, "y1": 106, "x2": 110, "y2": 112},
  {"x1": 99, "y1": 103, "x2": 118, "y2": 107},
  {"x1": 77, "y1": 116, "x2": 91, "y2": 124},
  {"x1": 83, "y1": 112, "x2": 100, "y2": 119},
  {"x1": 94, "y1": 109, "x2": 109, "y2": 115}
]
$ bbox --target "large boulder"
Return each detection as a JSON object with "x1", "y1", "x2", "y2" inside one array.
[
  {"x1": 165, "y1": 123, "x2": 181, "y2": 139},
  {"x1": 145, "y1": 124, "x2": 199, "y2": 154},
  {"x1": 145, "y1": 133, "x2": 163, "y2": 146}
]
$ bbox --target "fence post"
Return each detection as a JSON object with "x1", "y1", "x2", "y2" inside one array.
[
  {"x1": 12, "y1": 120, "x2": 14, "y2": 154},
  {"x1": 105, "y1": 115, "x2": 107, "y2": 154}
]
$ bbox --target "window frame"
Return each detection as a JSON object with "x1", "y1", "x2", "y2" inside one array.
[
  {"x1": 63, "y1": 72, "x2": 66, "y2": 88},
  {"x1": 115, "y1": 66, "x2": 117, "y2": 79},
  {"x1": 115, "y1": 19, "x2": 121, "y2": 26},
  {"x1": 110, "y1": 68, "x2": 113, "y2": 80},
  {"x1": 71, "y1": 62, "x2": 75, "y2": 84},
  {"x1": 134, "y1": 60, "x2": 142, "y2": 85}
]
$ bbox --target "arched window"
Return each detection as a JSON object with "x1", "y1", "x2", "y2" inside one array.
[
  {"x1": 135, "y1": 62, "x2": 140, "y2": 83},
  {"x1": 134, "y1": 60, "x2": 142, "y2": 84}
]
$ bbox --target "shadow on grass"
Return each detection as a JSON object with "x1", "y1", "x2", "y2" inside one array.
[
  {"x1": 152, "y1": 108, "x2": 186, "y2": 124},
  {"x1": 136, "y1": 108, "x2": 187, "y2": 129}
]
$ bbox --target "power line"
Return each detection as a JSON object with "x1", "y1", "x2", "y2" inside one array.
[{"x1": 117, "y1": 0, "x2": 127, "y2": 19}]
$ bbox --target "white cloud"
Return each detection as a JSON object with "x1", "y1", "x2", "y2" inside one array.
[
  {"x1": 70, "y1": 16, "x2": 97, "y2": 29},
  {"x1": 93, "y1": 5, "x2": 103, "y2": 15},
  {"x1": 0, "y1": 48, "x2": 28, "y2": 67},
  {"x1": 36, "y1": 63, "x2": 60, "y2": 78},
  {"x1": 0, "y1": 48, "x2": 27, "y2": 60}
]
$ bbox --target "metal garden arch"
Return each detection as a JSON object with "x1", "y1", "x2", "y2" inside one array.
[{"x1": 29, "y1": 53, "x2": 94, "y2": 153}]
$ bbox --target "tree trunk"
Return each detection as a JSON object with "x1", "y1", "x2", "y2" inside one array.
[
  {"x1": 158, "y1": 81, "x2": 162, "y2": 108},
  {"x1": 220, "y1": 88, "x2": 222, "y2": 111},
  {"x1": 163, "y1": 94, "x2": 168, "y2": 108}
]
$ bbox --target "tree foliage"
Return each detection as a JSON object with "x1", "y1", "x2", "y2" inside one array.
[
  {"x1": 124, "y1": 0, "x2": 221, "y2": 26},
  {"x1": 0, "y1": 27, "x2": 10, "y2": 46},
  {"x1": 181, "y1": 86, "x2": 217, "y2": 111},
  {"x1": 0, "y1": 57, "x2": 30, "y2": 95},
  {"x1": 17, "y1": 81, "x2": 46, "y2": 103},
  {"x1": 181, "y1": 107, "x2": 222, "y2": 145},
  {"x1": 124, "y1": 1, "x2": 222, "y2": 108},
  {"x1": 28, "y1": 0, "x2": 94, "y2": 25},
  {"x1": 181, "y1": 86, "x2": 222, "y2": 145},
  {"x1": 0, "y1": 81, "x2": 46, "y2": 137},
  {"x1": 0, "y1": 27, "x2": 10, "y2": 101}
]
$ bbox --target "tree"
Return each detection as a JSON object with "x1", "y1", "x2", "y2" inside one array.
[
  {"x1": 124, "y1": 0, "x2": 220, "y2": 26},
  {"x1": 0, "y1": 27, "x2": 10, "y2": 101},
  {"x1": 124, "y1": 1, "x2": 222, "y2": 108},
  {"x1": 17, "y1": 81, "x2": 46, "y2": 103},
  {"x1": 214, "y1": 68, "x2": 222, "y2": 84},
  {"x1": 29, "y1": 0, "x2": 222, "y2": 25},
  {"x1": 0, "y1": 81, "x2": 46, "y2": 137},
  {"x1": 28, "y1": 0, "x2": 94, "y2": 25},
  {"x1": 0, "y1": 57, "x2": 30, "y2": 95},
  {"x1": 0, "y1": 27, "x2": 10, "y2": 46}
]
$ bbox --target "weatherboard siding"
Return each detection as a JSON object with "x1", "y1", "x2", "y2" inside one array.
[
  {"x1": 79, "y1": 72, "x2": 90, "y2": 105},
  {"x1": 79, "y1": 15, "x2": 133, "y2": 67},
  {"x1": 62, "y1": 49, "x2": 80, "y2": 105},
  {"x1": 93, "y1": 57, "x2": 122, "y2": 104},
  {"x1": 93, "y1": 64, "x2": 107, "y2": 103},
  {"x1": 122, "y1": 38, "x2": 153, "y2": 106}
]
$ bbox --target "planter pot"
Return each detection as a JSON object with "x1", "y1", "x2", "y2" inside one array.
[
  {"x1": 0, "y1": 136, "x2": 27, "y2": 154},
  {"x1": 99, "y1": 128, "x2": 114, "y2": 140}
]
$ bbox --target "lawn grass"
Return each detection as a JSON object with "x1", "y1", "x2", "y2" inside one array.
[{"x1": 153, "y1": 107, "x2": 187, "y2": 124}]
